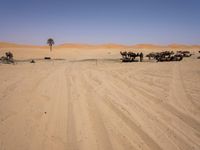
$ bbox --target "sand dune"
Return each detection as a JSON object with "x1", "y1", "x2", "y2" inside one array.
[
  {"x1": 1, "y1": 42, "x2": 200, "y2": 50},
  {"x1": 0, "y1": 44, "x2": 200, "y2": 150},
  {"x1": 0, "y1": 42, "x2": 47, "y2": 49}
]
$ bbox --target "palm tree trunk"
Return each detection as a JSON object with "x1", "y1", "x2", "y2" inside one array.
[{"x1": 50, "y1": 45, "x2": 52, "y2": 52}]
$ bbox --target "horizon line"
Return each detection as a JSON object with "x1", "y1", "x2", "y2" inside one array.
[{"x1": 0, "y1": 41, "x2": 200, "y2": 47}]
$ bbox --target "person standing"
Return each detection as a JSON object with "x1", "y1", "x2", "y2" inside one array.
[{"x1": 140, "y1": 52, "x2": 143, "y2": 62}]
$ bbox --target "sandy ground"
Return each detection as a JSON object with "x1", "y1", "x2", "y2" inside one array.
[{"x1": 0, "y1": 46, "x2": 200, "y2": 150}]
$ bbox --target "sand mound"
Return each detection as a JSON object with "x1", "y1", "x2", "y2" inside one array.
[{"x1": 1, "y1": 42, "x2": 200, "y2": 50}]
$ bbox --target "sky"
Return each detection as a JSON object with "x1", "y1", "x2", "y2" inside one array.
[{"x1": 0, "y1": 0, "x2": 200, "y2": 45}]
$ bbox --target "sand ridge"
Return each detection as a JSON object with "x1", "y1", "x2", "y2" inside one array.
[{"x1": 1, "y1": 42, "x2": 200, "y2": 50}]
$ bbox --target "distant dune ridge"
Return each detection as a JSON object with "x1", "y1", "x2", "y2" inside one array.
[{"x1": 0, "y1": 41, "x2": 200, "y2": 49}]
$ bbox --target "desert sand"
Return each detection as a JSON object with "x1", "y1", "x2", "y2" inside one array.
[{"x1": 0, "y1": 42, "x2": 200, "y2": 150}]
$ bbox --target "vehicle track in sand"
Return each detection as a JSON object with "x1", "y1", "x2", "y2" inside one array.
[{"x1": 0, "y1": 60, "x2": 200, "y2": 150}]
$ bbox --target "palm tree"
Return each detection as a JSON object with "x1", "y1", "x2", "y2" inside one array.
[{"x1": 47, "y1": 38, "x2": 55, "y2": 52}]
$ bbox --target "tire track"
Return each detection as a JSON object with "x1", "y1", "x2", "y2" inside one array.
[
  {"x1": 79, "y1": 70, "x2": 113, "y2": 150},
  {"x1": 111, "y1": 67, "x2": 200, "y2": 133},
  {"x1": 103, "y1": 96, "x2": 162, "y2": 150},
  {"x1": 83, "y1": 68, "x2": 163, "y2": 150},
  {"x1": 86, "y1": 65, "x2": 199, "y2": 150},
  {"x1": 65, "y1": 67, "x2": 79, "y2": 150},
  {"x1": 108, "y1": 67, "x2": 200, "y2": 147}
]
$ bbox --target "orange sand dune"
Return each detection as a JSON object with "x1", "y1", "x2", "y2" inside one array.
[
  {"x1": 0, "y1": 42, "x2": 47, "y2": 49},
  {"x1": 0, "y1": 41, "x2": 200, "y2": 60},
  {"x1": 1, "y1": 42, "x2": 200, "y2": 50}
]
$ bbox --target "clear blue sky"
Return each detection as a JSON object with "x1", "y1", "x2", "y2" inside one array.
[{"x1": 0, "y1": 0, "x2": 199, "y2": 45}]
